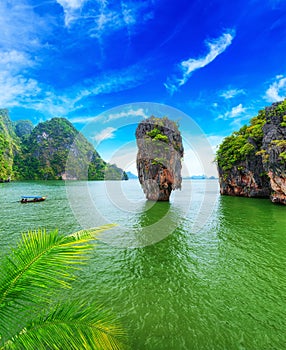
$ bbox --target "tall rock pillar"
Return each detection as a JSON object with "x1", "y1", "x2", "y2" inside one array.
[{"x1": 136, "y1": 116, "x2": 184, "y2": 201}]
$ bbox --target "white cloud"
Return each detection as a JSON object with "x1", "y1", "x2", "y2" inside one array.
[
  {"x1": 69, "y1": 115, "x2": 100, "y2": 123},
  {"x1": 81, "y1": 63, "x2": 147, "y2": 97},
  {"x1": 217, "y1": 103, "x2": 246, "y2": 120},
  {"x1": 88, "y1": 2, "x2": 153, "y2": 39},
  {"x1": 220, "y1": 88, "x2": 245, "y2": 99},
  {"x1": 69, "y1": 107, "x2": 148, "y2": 127},
  {"x1": 165, "y1": 30, "x2": 235, "y2": 94},
  {"x1": 56, "y1": 0, "x2": 154, "y2": 36},
  {"x1": 93, "y1": 127, "x2": 116, "y2": 142},
  {"x1": 265, "y1": 75, "x2": 286, "y2": 102},
  {"x1": 56, "y1": 0, "x2": 88, "y2": 26},
  {"x1": 0, "y1": 2, "x2": 48, "y2": 52},
  {"x1": 0, "y1": 55, "x2": 146, "y2": 116},
  {"x1": 0, "y1": 50, "x2": 34, "y2": 71},
  {"x1": 0, "y1": 71, "x2": 41, "y2": 108},
  {"x1": 105, "y1": 108, "x2": 148, "y2": 122}
]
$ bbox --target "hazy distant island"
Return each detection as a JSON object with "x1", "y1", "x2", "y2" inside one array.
[
  {"x1": 125, "y1": 171, "x2": 138, "y2": 179},
  {"x1": 216, "y1": 99, "x2": 286, "y2": 205},
  {"x1": 183, "y1": 175, "x2": 218, "y2": 180},
  {"x1": 0, "y1": 109, "x2": 127, "y2": 181}
]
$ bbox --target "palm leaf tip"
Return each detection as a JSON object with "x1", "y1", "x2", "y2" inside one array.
[
  {"x1": 70, "y1": 224, "x2": 118, "y2": 240},
  {"x1": 6, "y1": 301, "x2": 125, "y2": 350}
]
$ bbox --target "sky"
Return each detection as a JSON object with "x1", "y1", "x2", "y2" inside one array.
[{"x1": 1, "y1": 0, "x2": 286, "y2": 176}]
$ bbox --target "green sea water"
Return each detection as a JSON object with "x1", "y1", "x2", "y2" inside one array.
[{"x1": 0, "y1": 180, "x2": 286, "y2": 349}]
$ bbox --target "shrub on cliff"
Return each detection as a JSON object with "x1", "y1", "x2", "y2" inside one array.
[
  {"x1": 216, "y1": 99, "x2": 286, "y2": 203},
  {"x1": 216, "y1": 108, "x2": 266, "y2": 171}
]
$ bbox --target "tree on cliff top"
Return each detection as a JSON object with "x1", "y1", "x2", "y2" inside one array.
[
  {"x1": 216, "y1": 99, "x2": 286, "y2": 172},
  {"x1": 216, "y1": 108, "x2": 267, "y2": 171}
]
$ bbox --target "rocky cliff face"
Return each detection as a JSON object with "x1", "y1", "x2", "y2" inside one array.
[
  {"x1": 0, "y1": 112, "x2": 126, "y2": 181},
  {"x1": 217, "y1": 99, "x2": 286, "y2": 204},
  {"x1": 217, "y1": 155, "x2": 271, "y2": 198},
  {"x1": 262, "y1": 102, "x2": 286, "y2": 204},
  {"x1": 136, "y1": 116, "x2": 183, "y2": 201},
  {"x1": 15, "y1": 117, "x2": 127, "y2": 180}
]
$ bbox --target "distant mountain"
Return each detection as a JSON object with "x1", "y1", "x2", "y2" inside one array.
[
  {"x1": 126, "y1": 171, "x2": 138, "y2": 179},
  {"x1": 0, "y1": 111, "x2": 127, "y2": 181},
  {"x1": 14, "y1": 120, "x2": 34, "y2": 139},
  {"x1": 183, "y1": 175, "x2": 218, "y2": 180}
]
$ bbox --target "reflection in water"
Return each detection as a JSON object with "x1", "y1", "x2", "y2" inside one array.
[
  {"x1": 100, "y1": 199, "x2": 183, "y2": 248},
  {"x1": 66, "y1": 180, "x2": 191, "y2": 248},
  {"x1": 135, "y1": 201, "x2": 171, "y2": 227}
]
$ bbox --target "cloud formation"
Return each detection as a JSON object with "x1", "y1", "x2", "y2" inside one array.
[
  {"x1": 55, "y1": 0, "x2": 154, "y2": 38},
  {"x1": 217, "y1": 103, "x2": 246, "y2": 120},
  {"x1": 56, "y1": 0, "x2": 89, "y2": 26},
  {"x1": 165, "y1": 30, "x2": 235, "y2": 94},
  {"x1": 220, "y1": 88, "x2": 245, "y2": 99},
  {"x1": 265, "y1": 75, "x2": 286, "y2": 102},
  {"x1": 93, "y1": 127, "x2": 116, "y2": 142},
  {"x1": 105, "y1": 108, "x2": 148, "y2": 122}
]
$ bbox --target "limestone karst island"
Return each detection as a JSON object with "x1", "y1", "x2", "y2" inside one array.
[
  {"x1": 216, "y1": 99, "x2": 286, "y2": 205},
  {"x1": 0, "y1": 110, "x2": 127, "y2": 182},
  {"x1": 136, "y1": 116, "x2": 184, "y2": 201}
]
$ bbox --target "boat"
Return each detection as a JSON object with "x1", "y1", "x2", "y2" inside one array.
[{"x1": 20, "y1": 196, "x2": 46, "y2": 203}]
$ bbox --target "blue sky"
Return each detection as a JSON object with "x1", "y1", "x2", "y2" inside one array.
[{"x1": 1, "y1": 0, "x2": 286, "y2": 176}]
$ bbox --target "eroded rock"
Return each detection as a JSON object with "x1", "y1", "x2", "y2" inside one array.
[
  {"x1": 217, "y1": 99, "x2": 286, "y2": 204},
  {"x1": 136, "y1": 116, "x2": 183, "y2": 201}
]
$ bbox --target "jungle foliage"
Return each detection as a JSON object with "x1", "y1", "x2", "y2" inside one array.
[
  {"x1": 216, "y1": 100, "x2": 286, "y2": 171},
  {"x1": 0, "y1": 111, "x2": 127, "y2": 181}
]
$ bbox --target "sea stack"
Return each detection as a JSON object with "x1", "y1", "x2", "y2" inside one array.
[{"x1": 136, "y1": 116, "x2": 184, "y2": 201}]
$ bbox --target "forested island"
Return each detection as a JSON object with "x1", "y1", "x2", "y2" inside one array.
[
  {"x1": 0, "y1": 109, "x2": 127, "y2": 181},
  {"x1": 216, "y1": 99, "x2": 286, "y2": 204}
]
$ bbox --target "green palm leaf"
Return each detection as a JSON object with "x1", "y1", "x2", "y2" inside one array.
[
  {"x1": 2, "y1": 300, "x2": 125, "y2": 350},
  {"x1": 0, "y1": 224, "x2": 117, "y2": 342}
]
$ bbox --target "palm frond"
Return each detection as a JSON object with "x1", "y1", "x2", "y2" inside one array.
[
  {"x1": 2, "y1": 300, "x2": 125, "y2": 350},
  {"x1": 0, "y1": 224, "x2": 116, "y2": 339}
]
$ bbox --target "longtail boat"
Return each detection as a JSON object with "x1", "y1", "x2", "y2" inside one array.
[{"x1": 20, "y1": 196, "x2": 46, "y2": 203}]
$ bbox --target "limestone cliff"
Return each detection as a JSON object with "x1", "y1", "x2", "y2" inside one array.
[
  {"x1": 0, "y1": 112, "x2": 127, "y2": 181},
  {"x1": 216, "y1": 99, "x2": 286, "y2": 204},
  {"x1": 14, "y1": 117, "x2": 127, "y2": 180},
  {"x1": 136, "y1": 116, "x2": 183, "y2": 201},
  {"x1": 262, "y1": 102, "x2": 286, "y2": 204}
]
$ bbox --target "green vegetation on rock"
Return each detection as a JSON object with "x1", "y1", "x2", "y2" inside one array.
[
  {"x1": 0, "y1": 109, "x2": 20, "y2": 181},
  {"x1": 216, "y1": 99, "x2": 286, "y2": 172},
  {"x1": 144, "y1": 116, "x2": 181, "y2": 151},
  {"x1": 216, "y1": 99, "x2": 286, "y2": 203},
  {"x1": 0, "y1": 111, "x2": 127, "y2": 181},
  {"x1": 14, "y1": 120, "x2": 34, "y2": 139}
]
